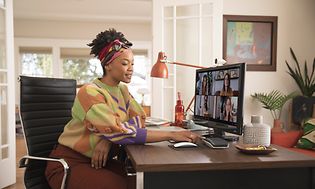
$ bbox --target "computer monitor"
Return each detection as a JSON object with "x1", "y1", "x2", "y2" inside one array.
[{"x1": 193, "y1": 63, "x2": 245, "y2": 138}]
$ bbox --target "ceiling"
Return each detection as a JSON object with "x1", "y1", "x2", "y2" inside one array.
[{"x1": 13, "y1": 0, "x2": 152, "y2": 23}]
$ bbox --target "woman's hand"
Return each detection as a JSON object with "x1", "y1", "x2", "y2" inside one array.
[
  {"x1": 146, "y1": 130, "x2": 200, "y2": 143},
  {"x1": 91, "y1": 139, "x2": 111, "y2": 169},
  {"x1": 170, "y1": 130, "x2": 199, "y2": 143}
]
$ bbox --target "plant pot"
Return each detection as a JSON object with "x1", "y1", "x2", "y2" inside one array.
[
  {"x1": 291, "y1": 96, "x2": 315, "y2": 126},
  {"x1": 271, "y1": 130, "x2": 303, "y2": 147},
  {"x1": 271, "y1": 119, "x2": 283, "y2": 133}
]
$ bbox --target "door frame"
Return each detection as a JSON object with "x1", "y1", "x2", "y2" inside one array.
[
  {"x1": 0, "y1": 0, "x2": 16, "y2": 187},
  {"x1": 152, "y1": 0, "x2": 223, "y2": 120}
]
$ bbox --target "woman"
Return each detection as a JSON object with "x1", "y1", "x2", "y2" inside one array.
[
  {"x1": 203, "y1": 95, "x2": 209, "y2": 117},
  {"x1": 223, "y1": 97, "x2": 234, "y2": 122},
  {"x1": 45, "y1": 29, "x2": 199, "y2": 189},
  {"x1": 201, "y1": 74, "x2": 208, "y2": 95},
  {"x1": 219, "y1": 72, "x2": 233, "y2": 96}
]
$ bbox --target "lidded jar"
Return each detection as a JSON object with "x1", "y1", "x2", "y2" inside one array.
[{"x1": 243, "y1": 115, "x2": 271, "y2": 146}]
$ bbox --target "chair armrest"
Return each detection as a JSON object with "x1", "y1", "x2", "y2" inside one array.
[{"x1": 19, "y1": 155, "x2": 70, "y2": 189}]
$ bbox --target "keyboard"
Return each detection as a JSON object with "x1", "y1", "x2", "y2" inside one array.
[{"x1": 202, "y1": 137, "x2": 229, "y2": 149}]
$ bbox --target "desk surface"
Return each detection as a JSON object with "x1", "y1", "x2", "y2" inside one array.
[{"x1": 126, "y1": 141, "x2": 315, "y2": 172}]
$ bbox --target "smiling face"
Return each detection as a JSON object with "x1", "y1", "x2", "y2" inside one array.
[
  {"x1": 103, "y1": 49, "x2": 134, "y2": 86},
  {"x1": 224, "y1": 74, "x2": 230, "y2": 87}
]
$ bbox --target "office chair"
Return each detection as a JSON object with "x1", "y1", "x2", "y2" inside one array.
[{"x1": 18, "y1": 76, "x2": 76, "y2": 189}]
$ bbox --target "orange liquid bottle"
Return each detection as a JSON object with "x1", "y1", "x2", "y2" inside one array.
[{"x1": 175, "y1": 92, "x2": 185, "y2": 127}]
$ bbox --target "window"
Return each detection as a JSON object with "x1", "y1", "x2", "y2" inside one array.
[
  {"x1": 61, "y1": 48, "x2": 102, "y2": 85},
  {"x1": 19, "y1": 47, "x2": 52, "y2": 77},
  {"x1": 152, "y1": 0, "x2": 222, "y2": 119},
  {"x1": 0, "y1": 0, "x2": 4, "y2": 7},
  {"x1": 129, "y1": 52, "x2": 151, "y2": 105},
  {"x1": 63, "y1": 58, "x2": 102, "y2": 85},
  {"x1": 16, "y1": 39, "x2": 152, "y2": 107}
]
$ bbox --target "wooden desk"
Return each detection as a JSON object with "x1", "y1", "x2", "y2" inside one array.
[{"x1": 126, "y1": 141, "x2": 315, "y2": 189}]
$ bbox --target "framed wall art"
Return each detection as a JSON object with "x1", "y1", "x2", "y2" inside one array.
[{"x1": 223, "y1": 15, "x2": 278, "y2": 71}]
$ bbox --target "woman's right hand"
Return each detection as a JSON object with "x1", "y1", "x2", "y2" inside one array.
[
  {"x1": 170, "y1": 130, "x2": 199, "y2": 143},
  {"x1": 91, "y1": 139, "x2": 111, "y2": 169},
  {"x1": 146, "y1": 129, "x2": 200, "y2": 143}
]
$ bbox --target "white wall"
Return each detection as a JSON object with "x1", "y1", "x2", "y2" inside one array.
[
  {"x1": 223, "y1": 0, "x2": 315, "y2": 127},
  {"x1": 14, "y1": 19, "x2": 151, "y2": 41}
]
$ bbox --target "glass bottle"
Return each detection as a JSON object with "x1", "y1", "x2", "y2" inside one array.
[{"x1": 175, "y1": 92, "x2": 185, "y2": 127}]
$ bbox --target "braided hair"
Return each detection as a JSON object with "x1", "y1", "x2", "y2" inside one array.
[{"x1": 87, "y1": 28, "x2": 132, "y2": 76}]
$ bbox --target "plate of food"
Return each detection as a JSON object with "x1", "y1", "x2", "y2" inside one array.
[{"x1": 235, "y1": 144, "x2": 277, "y2": 155}]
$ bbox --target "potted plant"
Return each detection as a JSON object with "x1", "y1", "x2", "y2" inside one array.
[
  {"x1": 251, "y1": 90, "x2": 297, "y2": 132},
  {"x1": 286, "y1": 47, "x2": 315, "y2": 128}
]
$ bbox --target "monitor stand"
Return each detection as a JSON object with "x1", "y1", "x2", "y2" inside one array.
[{"x1": 211, "y1": 128, "x2": 239, "y2": 141}]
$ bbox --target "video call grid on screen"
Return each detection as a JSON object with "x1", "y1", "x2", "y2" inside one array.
[{"x1": 194, "y1": 65, "x2": 242, "y2": 127}]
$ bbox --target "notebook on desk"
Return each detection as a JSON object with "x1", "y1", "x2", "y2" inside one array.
[
  {"x1": 145, "y1": 117, "x2": 171, "y2": 127},
  {"x1": 146, "y1": 125, "x2": 185, "y2": 131}
]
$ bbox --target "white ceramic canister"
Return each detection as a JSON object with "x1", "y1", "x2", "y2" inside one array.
[{"x1": 243, "y1": 115, "x2": 271, "y2": 147}]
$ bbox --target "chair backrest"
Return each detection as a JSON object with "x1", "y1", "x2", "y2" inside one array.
[{"x1": 19, "y1": 76, "x2": 76, "y2": 189}]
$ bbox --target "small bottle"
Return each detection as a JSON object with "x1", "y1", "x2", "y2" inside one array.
[{"x1": 175, "y1": 92, "x2": 185, "y2": 127}]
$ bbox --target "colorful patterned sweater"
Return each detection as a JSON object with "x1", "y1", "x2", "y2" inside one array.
[{"x1": 58, "y1": 79, "x2": 147, "y2": 157}]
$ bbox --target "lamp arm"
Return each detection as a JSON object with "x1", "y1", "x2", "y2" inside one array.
[
  {"x1": 185, "y1": 95, "x2": 195, "y2": 115},
  {"x1": 163, "y1": 60, "x2": 207, "y2": 69}
]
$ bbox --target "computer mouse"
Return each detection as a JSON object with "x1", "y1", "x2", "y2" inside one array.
[{"x1": 173, "y1": 142, "x2": 198, "y2": 148}]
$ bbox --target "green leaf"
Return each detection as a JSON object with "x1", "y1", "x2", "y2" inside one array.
[
  {"x1": 286, "y1": 48, "x2": 315, "y2": 97},
  {"x1": 251, "y1": 90, "x2": 297, "y2": 120}
]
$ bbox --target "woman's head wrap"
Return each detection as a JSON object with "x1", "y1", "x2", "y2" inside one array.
[{"x1": 98, "y1": 39, "x2": 132, "y2": 66}]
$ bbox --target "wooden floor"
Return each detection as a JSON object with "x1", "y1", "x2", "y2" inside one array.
[{"x1": 4, "y1": 136, "x2": 26, "y2": 189}]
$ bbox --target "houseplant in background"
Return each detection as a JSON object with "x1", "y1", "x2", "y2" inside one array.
[
  {"x1": 286, "y1": 47, "x2": 315, "y2": 129},
  {"x1": 251, "y1": 90, "x2": 297, "y2": 132}
]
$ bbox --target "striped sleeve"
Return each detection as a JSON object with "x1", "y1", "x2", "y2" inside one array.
[
  {"x1": 127, "y1": 94, "x2": 146, "y2": 128},
  {"x1": 78, "y1": 85, "x2": 147, "y2": 144},
  {"x1": 100, "y1": 116, "x2": 147, "y2": 144},
  {"x1": 85, "y1": 103, "x2": 147, "y2": 144}
]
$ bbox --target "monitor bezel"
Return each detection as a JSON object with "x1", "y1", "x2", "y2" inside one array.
[{"x1": 193, "y1": 63, "x2": 245, "y2": 135}]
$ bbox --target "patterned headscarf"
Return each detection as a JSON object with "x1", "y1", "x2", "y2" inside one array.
[{"x1": 98, "y1": 39, "x2": 131, "y2": 66}]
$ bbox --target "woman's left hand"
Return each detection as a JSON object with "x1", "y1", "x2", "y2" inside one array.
[{"x1": 91, "y1": 139, "x2": 111, "y2": 169}]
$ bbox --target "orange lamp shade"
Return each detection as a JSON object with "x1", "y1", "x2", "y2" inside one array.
[{"x1": 150, "y1": 52, "x2": 169, "y2": 78}]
